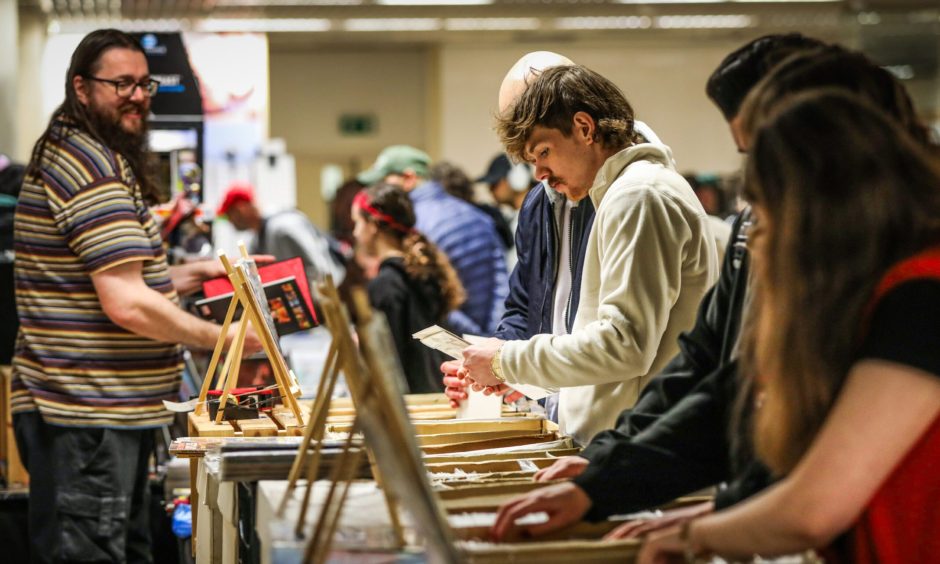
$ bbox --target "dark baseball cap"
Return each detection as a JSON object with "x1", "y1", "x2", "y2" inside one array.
[{"x1": 476, "y1": 154, "x2": 513, "y2": 186}]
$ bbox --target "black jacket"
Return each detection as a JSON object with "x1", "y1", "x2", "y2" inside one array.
[
  {"x1": 367, "y1": 257, "x2": 447, "y2": 395},
  {"x1": 493, "y1": 186, "x2": 595, "y2": 340},
  {"x1": 573, "y1": 209, "x2": 772, "y2": 519}
]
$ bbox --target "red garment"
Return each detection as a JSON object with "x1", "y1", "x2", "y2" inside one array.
[{"x1": 836, "y1": 249, "x2": 940, "y2": 563}]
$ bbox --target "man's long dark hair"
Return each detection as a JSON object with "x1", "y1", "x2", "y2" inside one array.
[{"x1": 28, "y1": 29, "x2": 159, "y2": 203}]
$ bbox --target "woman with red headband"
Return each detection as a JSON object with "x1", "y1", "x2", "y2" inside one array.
[{"x1": 352, "y1": 182, "x2": 465, "y2": 393}]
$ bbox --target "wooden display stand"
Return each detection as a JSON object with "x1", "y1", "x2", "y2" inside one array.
[
  {"x1": 191, "y1": 248, "x2": 303, "y2": 435},
  {"x1": 301, "y1": 290, "x2": 642, "y2": 563},
  {"x1": 277, "y1": 278, "x2": 406, "y2": 564},
  {"x1": 0, "y1": 366, "x2": 28, "y2": 486}
]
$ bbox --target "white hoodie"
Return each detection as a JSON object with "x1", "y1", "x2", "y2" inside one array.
[{"x1": 498, "y1": 143, "x2": 719, "y2": 444}]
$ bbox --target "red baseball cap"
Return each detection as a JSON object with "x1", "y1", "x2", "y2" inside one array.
[{"x1": 217, "y1": 184, "x2": 255, "y2": 216}]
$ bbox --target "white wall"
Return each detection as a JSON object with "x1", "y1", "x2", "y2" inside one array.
[
  {"x1": 436, "y1": 39, "x2": 748, "y2": 182},
  {"x1": 14, "y1": 12, "x2": 46, "y2": 162},
  {"x1": 269, "y1": 45, "x2": 429, "y2": 227},
  {"x1": 269, "y1": 39, "x2": 754, "y2": 227},
  {"x1": 0, "y1": 0, "x2": 19, "y2": 158}
]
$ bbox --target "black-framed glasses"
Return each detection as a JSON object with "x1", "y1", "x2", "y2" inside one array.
[{"x1": 84, "y1": 76, "x2": 160, "y2": 97}]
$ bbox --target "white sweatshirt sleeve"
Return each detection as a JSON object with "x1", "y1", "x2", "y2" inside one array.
[{"x1": 500, "y1": 181, "x2": 696, "y2": 389}]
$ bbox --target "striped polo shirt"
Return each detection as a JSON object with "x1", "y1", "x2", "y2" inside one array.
[{"x1": 11, "y1": 117, "x2": 182, "y2": 428}]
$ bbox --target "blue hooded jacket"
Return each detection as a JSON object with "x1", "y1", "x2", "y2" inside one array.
[{"x1": 494, "y1": 184, "x2": 595, "y2": 340}]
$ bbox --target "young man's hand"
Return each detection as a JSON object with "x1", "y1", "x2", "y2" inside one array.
[
  {"x1": 461, "y1": 337, "x2": 505, "y2": 388},
  {"x1": 442, "y1": 360, "x2": 468, "y2": 407},
  {"x1": 533, "y1": 456, "x2": 589, "y2": 482},
  {"x1": 490, "y1": 482, "x2": 592, "y2": 542},
  {"x1": 443, "y1": 360, "x2": 525, "y2": 407}
]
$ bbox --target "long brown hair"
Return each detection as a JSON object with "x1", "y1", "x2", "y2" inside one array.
[
  {"x1": 28, "y1": 29, "x2": 159, "y2": 203},
  {"x1": 740, "y1": 90, "x2": 940, "y2": 475},
  {"x1": 355, "y1": 182, "x2": 465, "y2": 315}
]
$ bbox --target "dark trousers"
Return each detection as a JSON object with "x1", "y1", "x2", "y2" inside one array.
[{"x1": 13, "y1": 412, "x2": 154, "y2": 564}]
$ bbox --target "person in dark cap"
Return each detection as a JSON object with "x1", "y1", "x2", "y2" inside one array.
[
  {"x1": 478, "y1": 153, "x2": 536, "y2": 214},
  {"x1": 475, "y1": 154, "x2": 538, "y2": 268},
  {"x1": 358, "y1": 145, "x2": 508, "y2": 336}
]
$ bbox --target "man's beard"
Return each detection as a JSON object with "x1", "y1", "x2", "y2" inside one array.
[
  {"x1": 86, "y1": 99, "x2": 150, "y2": 162},
  {"x1": 85, "y1": 99, "x2": 158, "y2": 202}
]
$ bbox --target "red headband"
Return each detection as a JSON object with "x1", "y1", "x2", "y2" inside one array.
[{"x1": 353, "y1": 191, "x2": 415, "y2": 235}]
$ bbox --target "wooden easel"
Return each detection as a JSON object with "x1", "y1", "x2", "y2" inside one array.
[
  {"x1": 193, "y1": 247, "x2": 302, "y2": 424},
  {"x1": 276, "y1": 279, "x2": 405, "y2": 562},
  {"x1": 276, "y1": 276, "x2": 346, "y2": 522},
  {"x1": 299, "y1": 287, "x2": 452, "y2": 563}
]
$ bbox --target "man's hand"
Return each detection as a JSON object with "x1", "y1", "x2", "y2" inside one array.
[
  {"x1": 461, "y1": 337, "x2": 505, "y2": 388},
  {"x1": 604, "y1": 501, "x2": 713, "y2": 541},
  {"x1": 442, "y1": 360, "x2": 469, "y2": 408},
  {"x1": 636, "y1": 525, "x2": 685, "y2": 564},
  {"x1": 444, "y1": 360, "x2": 524, "y2": 408},
  {"x1": 169, "y1": 255, "x2": 277, "y2": 296},
  {"x1": 482, "y1": 383, "x2": 525, "y2": 404},
  {"x1": 227, "y1": 321, "x2": 265, "y2": 357},
  {"x1": 533, "y1": 456, "x2": 589, "y2": 482},
  {"x1": 491, "y1": 482, "x2": 592, "y2": 542}
]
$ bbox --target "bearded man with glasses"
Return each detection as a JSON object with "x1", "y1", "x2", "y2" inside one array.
[{"x1": 12, "y1": 29, "x2": 263, "y2": 562}]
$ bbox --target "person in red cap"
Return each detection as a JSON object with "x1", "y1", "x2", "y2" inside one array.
[{"x1": 217, "y1": 183, "x2": 347, "y2": 287}]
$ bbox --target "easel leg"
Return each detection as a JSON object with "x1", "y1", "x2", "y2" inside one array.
[
  {"x1": 195, "y1": 296, "x2": 239, "y2": 415},
  {"x1": 278, "y1": 344, "x2": 338, "y2": 517},
  {"x1": 214, "y1": 319, "x2": 248, "y2": 424}
]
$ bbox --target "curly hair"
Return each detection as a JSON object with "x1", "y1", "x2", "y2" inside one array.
[
  {"x1": 358, "y1": 183, "x2": 465, "y2": 314},
  {"x1": 495, "y1": 64, "x2": 640, "y2": 162}
]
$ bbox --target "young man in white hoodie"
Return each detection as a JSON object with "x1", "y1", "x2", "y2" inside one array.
[{"x1": 460, "y1": 64, "x2": 718, "y2": 446}]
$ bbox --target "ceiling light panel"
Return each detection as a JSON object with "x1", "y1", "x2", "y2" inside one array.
[
  {"x1": 197, "y1": 18, "x2": 332, "y2": 32},
  {"x1": 343, "y1": 18, "x2": 443, "y2": 31},
  {"x1": 444, "y1": 17, "x2": 540, "y2": 30},
  {"x1": 655, "y1": 14, "x2": 755, "y2": 28},
  {"x1": 376, "y1": 0, "x2": 492, "y2": 5},
  {"x1": 555, "y1": 16, "x2": 652, "y2": 30},
  {"x1": 214, "y1": 0, "x2": 362, "y2": 6}
]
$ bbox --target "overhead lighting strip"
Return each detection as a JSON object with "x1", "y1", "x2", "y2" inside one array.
[
  {"x1": 344, "y1": 18, "x2": 442, "y2": 31},
  {"x1": 613, "y1": 0, "x2": 838, "y2": 3},
  {"x1": 376, "y1": 0, "x2": 492, "y2": 5},
  {"x1": 444, "y1": 17, "x2": 540, "y2": 31},
  {"x1": 197, "y1": 18, "x2": 332, "y2": 32},
  {"x1": 655, "y1": 14, "x2": 754, "y2": 28},
  {"x1": 214, "y1": 0, "x2": 361, "y2": 6},
  {"x1": 555, "y1": 16, "x2": 652, "y2": 30}
]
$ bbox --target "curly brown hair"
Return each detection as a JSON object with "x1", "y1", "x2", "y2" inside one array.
[
  {"x1": 495, "y1": 64, "x2": 641, "y2": 162},
  {"x1": 359, "y1": 182, "x2": 465, "y2": 314}
]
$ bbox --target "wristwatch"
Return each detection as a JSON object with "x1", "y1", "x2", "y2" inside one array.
[{"x1": 490, "y1": 343, "x2": 506, "y2": 384}]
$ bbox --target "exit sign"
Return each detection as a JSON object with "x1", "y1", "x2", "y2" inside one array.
[{"x1": 339, "y1": 114, "x2": 377, "y2": 136}]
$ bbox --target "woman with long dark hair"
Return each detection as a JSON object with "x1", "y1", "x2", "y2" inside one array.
[
  {"x1": 352, "y1": 182, "x2": 465, "y2": 394},
  {"x1": 639, "y1": 89, "x2": 940, "y2": 563}
]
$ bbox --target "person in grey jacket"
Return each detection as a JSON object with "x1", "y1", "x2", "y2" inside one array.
[{"x1": 217, "y1": 184, "x2": 346, "y2": 286}]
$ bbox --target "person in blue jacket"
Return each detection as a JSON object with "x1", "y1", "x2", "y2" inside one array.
[{"x1": 359, "y1": 145, "x2": 508, "y2": 337}]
